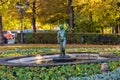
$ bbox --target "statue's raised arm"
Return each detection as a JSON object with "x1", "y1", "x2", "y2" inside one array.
[{"x1": 64, "y1": 22, "x2": 69, "y2": 31}]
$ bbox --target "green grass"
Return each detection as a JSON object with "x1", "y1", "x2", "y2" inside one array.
[
  {"x1": 0, "y1": 44, "x2": 120, "y2": 57},
  {"x1": 0, "y1": 44, "x2": 119, "y2": 80},
  {"x1": 0, "y1": 60, "x2": 119, "y2": 80}
]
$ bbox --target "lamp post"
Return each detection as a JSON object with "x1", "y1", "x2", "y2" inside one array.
[{"x1": 16, "y1": 1, "x2": 29, "y2": 43}]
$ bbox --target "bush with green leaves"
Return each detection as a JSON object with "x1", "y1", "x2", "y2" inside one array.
[
  {"x1": 69, "y1": 68, "x2": 120, "y2": 80},
  {"x1": 0, "y1": 61, "x2": 119, "y2": 80},
  {"x1": 16, "y1": 33, "x2": 120, "y2": 45}
]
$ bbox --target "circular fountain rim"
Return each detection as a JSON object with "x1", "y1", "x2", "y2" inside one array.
[{"x1": 0, "y1": 52, "x2": 119, "y2": 67}]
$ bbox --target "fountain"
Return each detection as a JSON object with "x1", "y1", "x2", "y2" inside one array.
[
  {"x1": 0, "y1": 23, "x2": 119, "y2": 67},
  {"x1": 0, "y1": 52, "x2": 119, "y2": 67}
]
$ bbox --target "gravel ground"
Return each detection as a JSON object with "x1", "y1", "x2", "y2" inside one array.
[{"x1": 69, "y1": 68, "x2": 120, "y2": 80}]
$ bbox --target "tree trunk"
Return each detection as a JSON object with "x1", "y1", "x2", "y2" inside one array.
[
  {"x1": 101, "y1": 27, "x2": 104, "y2": 34},
  {"x1": 32, "y1": 1, "x2": 36, "y2": 32},
  {"x1": 115, "y1": 24, "x2": 119, "y2": 33},
  {"x1": 0, "y1": 15, "x2": 4, "y2": 45},
  {"x1": 68, "y1": 0, "x2": 74, "y2": 29},
  {"x1": 89, "y1": 12, "x2": 93, "y2": 28}
]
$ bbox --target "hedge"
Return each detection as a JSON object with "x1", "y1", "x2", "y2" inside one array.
[{"x1": 16, "y1": 32, "x2": 120, "y2": 45}]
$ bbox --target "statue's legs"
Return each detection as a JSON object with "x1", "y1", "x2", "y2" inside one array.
[
  {"x1": 60, "y1": 41, "x2": 63, "y2": 56},
  {"x1": 60, "y1": 40, "x2": 66, "y2": 56},
  {"x1": 62, "y1": 40, "x2": 66, "y2": 56}
]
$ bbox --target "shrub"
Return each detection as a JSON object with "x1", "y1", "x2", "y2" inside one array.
[{"x1": 16, "y1": 33, "x2": 120, "y2": 44}]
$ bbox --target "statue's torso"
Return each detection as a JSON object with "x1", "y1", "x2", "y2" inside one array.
[{"x1": 59, "y1": 30, "x2": 66, "y2": 40}]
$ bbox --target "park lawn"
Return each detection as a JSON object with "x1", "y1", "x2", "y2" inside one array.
[
  {"x1": 0, "y1": 44, "x2": 120, "y2": 57},
  {"x1": 0, "y1": 44, "x2": 120, "y2": 51},
  {"x1": 0, "y1": 44, "x2": 119, "y2": 80}
]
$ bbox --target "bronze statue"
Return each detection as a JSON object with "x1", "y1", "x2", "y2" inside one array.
[{"x1": 57, "y1": 23, "x2": 69, "y2": 57}]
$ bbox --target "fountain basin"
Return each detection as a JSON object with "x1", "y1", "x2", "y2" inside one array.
[{"x1": 0, "y1": 52, "x2": 119, "y2": 67}]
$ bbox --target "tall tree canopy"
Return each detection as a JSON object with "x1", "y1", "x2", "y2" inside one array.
[
  {"x1": 38, "y1": 0, "x2": 69, "y2": 24},
  {"x1": 73, "y1": 0, "x2": 120, "y2": 33},
  {"x1": 0, "y1": 0, "x2": 120, "y2": 33}
]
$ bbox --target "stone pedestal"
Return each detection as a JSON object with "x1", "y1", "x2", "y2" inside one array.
[
  {"x1": 59, "y1": 54, "x2": 70, "y2": 58},
  {"x1": 101, "y1": 63, "x2": 110, "y2": 72},
  {"x1": 99, "y1": 52, "x2": 115, "y2": 58}
]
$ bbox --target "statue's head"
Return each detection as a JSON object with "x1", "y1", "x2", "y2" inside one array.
[{"x1": 59, "y1": 24, "x2": 64, "y2": 30}]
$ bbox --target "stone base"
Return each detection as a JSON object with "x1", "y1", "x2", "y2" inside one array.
[
  {"x1": 53, "y1": 55, "x2": 76, "y2": 63},
  {"x1": 59, "y1": 54, "x2": 70, "y2": 58},
  {"x1": 53, "y1": 58, "x2": 76, "y2": 63},
  {"x1": 0, "y1": 52, "x2": 118, "y2": 67}
]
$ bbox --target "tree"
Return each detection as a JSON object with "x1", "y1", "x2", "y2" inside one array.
[
  {"x1": 1, "y1": 0, "x2": 120, "y2": 34},
  {"x1": 73, "y1": 0, "x2": 119, "y2": 33},
  {"x1": 38, "y1": 0, "x2": 69, "y2": 24},
  {"x1": 0, "y1": 15, "x2": 4, "y2": 45},
  {"x1": 68, "y1": 0, "x2": 74, "y2": 29},
  {"x1": 0, "y1": 0, "x2": 9, "y2": 45}
]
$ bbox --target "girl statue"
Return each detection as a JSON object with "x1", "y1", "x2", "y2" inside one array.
[{"x1": 57, "y1": 23, "x2": 69, "y2": 57}]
